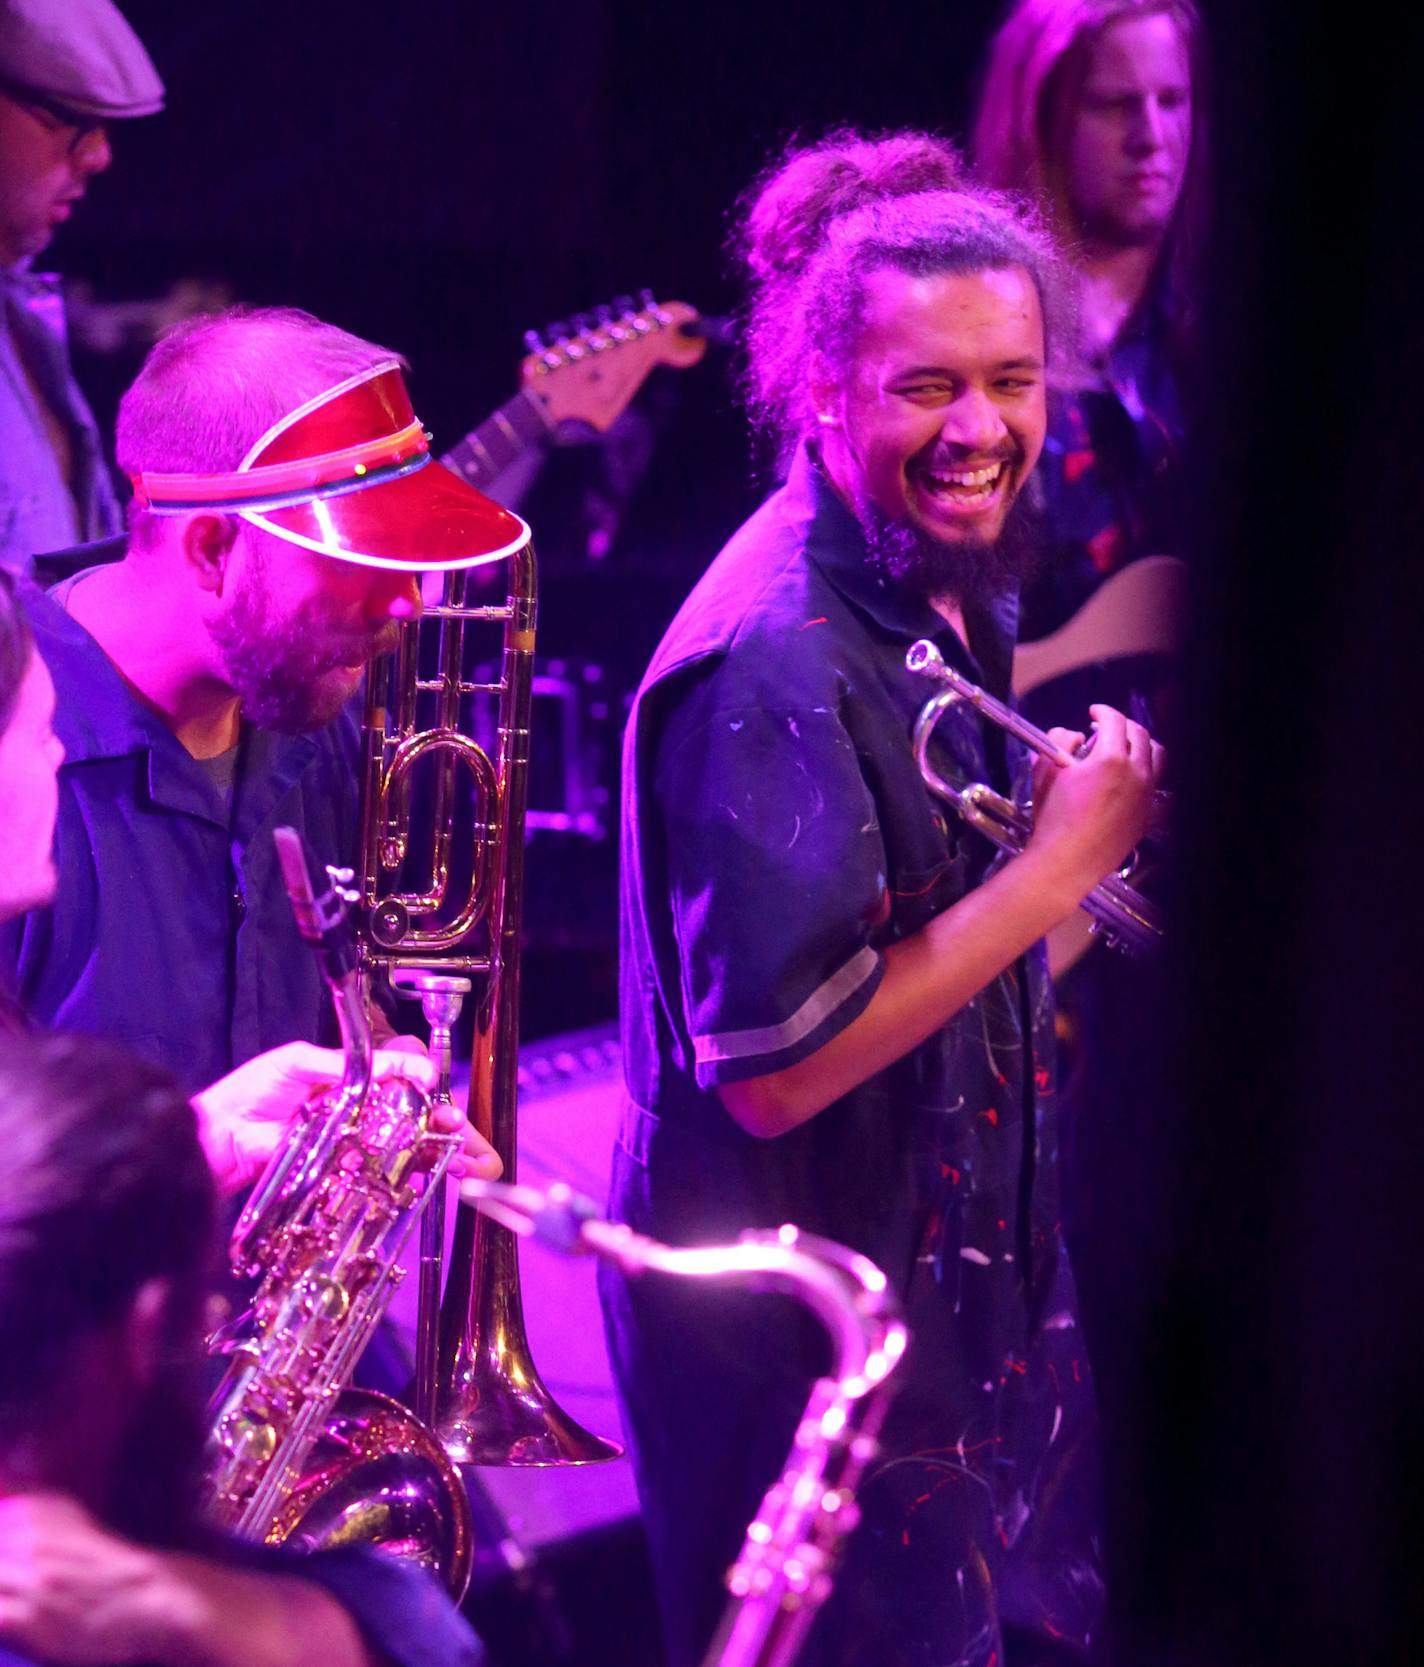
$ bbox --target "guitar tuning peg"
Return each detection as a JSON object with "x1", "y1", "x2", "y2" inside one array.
[
  {"x1": 594, "y1": 303, "x2": 614, "y2": 326},
  {"x1": 523, "y1": 329, "x2": 544, "y2": 353},
  {"x1": 545, "y1": 319, "x2": 570, "y2": 343},
  {"x1": 613, "y1": 294, "x2": 635, "y2": 316},
  {"x1": 637, "y1": 288, "x2": 656, "y2": 310},
  {"x1": 570, "y1": 311, "x2": 594, "y2": 336}
]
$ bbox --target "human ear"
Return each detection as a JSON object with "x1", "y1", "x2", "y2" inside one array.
[
  {"x1": 122, "y1": 1277, "x2": 176, "y2": 1389},
  {"x1": 808, "y1": 356, "x2": 843, "y2": 431},
  {"x1": 181, "y1": 514, "x2": 241, "y2": 597}
]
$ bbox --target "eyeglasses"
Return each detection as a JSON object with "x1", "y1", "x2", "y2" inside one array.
[{"x1": 0, "y1": 81, "x2": 107, "y2": 156}]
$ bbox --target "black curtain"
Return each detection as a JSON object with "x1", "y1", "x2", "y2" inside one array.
[{"x1": 1101, "y1": 4, "x2": 1424, "y2": 1661}]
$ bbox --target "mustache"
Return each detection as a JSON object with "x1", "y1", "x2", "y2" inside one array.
[
  {"x1": 367, "y1": 621, "x2": 404, "y2": 659},
  {"x1": 318, "y1": 623, "x2": 404, "y2": 670},
  {"x1": 916, "y1": 439, "x2": 1023, "y2": 471}
]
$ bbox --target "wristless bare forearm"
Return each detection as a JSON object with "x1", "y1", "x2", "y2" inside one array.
[
  {"x1": 717, "y1": 848, "x2": 1082, "y2": 1138},
  {"x1": 148, "y1": 1556, "x2": 378, "y2": 1667}
]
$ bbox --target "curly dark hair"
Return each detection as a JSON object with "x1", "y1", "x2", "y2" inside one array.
[{"x1": 732, "y1": 128, "x2": 1071, "y2": 472}]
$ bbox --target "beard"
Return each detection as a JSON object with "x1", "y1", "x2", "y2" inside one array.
[
  {"x1": 207, "y1": 542, "x2": 398, "y2": 733},
  {"x1": 860, "y1": 484, "x2": 1044, "y2": 611}
]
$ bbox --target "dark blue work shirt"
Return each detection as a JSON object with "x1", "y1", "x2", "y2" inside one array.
[
  {"x1": 246, "y1": 1540, "x2": 485, "y2": 1667},
  {"x1": 0, "y1": 268, "x2": 122, "y2": 576},
  {"x1": 604, "y1": 449, "x2": 1099, "y2": 1667},
  {"x1": 0, "y1": 581, "x2": 358, "y2": 1094},
  {"x1": 618, "y1": 445, "x2": 1058, "y2": 1295}
]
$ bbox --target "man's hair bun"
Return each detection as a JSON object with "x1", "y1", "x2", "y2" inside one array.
[{"x1": 737, "y1": 129, "x2": 966, "y2": 289}]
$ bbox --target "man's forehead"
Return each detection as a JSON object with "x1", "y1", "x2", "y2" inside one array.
[{"x1": 853, "y1": 264, "x2": 1046, "y2": 365}]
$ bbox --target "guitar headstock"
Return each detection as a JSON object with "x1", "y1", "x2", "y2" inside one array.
[{"x1": 520, "y1": 294, "x2": 708, "y2": 434}]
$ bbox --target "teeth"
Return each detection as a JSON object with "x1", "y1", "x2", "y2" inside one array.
[
  {"x1": 931, "y1": 463, "x2": 1002, "y2": 488},
  {"x1": 920, "y1": 462, "x2": 1005, "y2": 497}
]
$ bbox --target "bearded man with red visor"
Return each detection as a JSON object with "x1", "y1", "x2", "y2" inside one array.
[{"x1": 0, "y1": 305, "x2": 526, "y2": 1095}]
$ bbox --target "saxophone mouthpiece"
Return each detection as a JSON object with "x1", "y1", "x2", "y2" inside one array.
[
  {"x1": 458, "y1": 1178, "x2": 602, "y2": 1254},
  {"x1": 272, "y1": 825, "x2": 358, "y2": 981}
]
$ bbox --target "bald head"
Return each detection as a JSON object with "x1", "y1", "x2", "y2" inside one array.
[{"x1": 116, "y1": 306, "x2": 402, "y2": 550}]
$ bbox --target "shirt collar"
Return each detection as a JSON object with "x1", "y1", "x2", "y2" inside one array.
[
  {"x1": 24, "y1": 580, "x2": 162, "y2": 764},
  {"x1": 788, "y1": 444, "x2": 1020, "y2": 698},
  {"x1": 23, "y1": 579, "x2": 319, "y2": 832},
  {"x1": 2, "y1": 265, "x2": 65, "y2": 327}
]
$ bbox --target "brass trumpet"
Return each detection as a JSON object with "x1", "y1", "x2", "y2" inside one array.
[{"x1": 905, "y1": 639, "x2": 1164, "y2": 957}]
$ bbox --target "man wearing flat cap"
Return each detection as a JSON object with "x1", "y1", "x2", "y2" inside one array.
[{"x1": 0, "y1": 0, "x2": 164, "y2": 575}]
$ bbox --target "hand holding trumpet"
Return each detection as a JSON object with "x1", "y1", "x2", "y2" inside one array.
[
  {"x1": 1026, "y1": 704, "x2": 1166, "y2": 912},
  {"x1": 906, "y1": 640, "x2": 1168, "y2": 956}
]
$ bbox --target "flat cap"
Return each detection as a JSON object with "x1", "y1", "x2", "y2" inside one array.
[{"x1": 0, "y1": 0, "x2": 163, "y2": 121}]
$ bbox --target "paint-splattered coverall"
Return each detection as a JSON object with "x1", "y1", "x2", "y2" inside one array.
[{"x1": 601, "y1": 446, "x2": 1103, "y2": 1667}]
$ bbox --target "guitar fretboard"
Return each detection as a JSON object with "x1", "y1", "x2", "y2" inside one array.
[{"x1": 440, "y1": 388, "x2": 555, "y2": 492}]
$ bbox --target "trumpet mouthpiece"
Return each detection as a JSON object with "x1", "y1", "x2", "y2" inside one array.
[{"x1": 905, "y1": 640, "x2": 944, "y2": 677}]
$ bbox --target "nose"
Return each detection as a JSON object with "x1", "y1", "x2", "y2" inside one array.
[
  {"x1": 939, "y1": 386, "x2": 1008, "y2": 456},
  {"x1": 367, "y1": 568, "x2": 423, "y2": 622},
  {"x1": 71, "y1": 125, "x2": 111, "y2": 177},
  {"x1": 1127, "y1": 96, "x2": 1167, "y2": 155}
]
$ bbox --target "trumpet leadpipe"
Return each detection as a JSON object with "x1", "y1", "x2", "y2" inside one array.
[{"x1": 905, "y1": 640, "x2": 1165, "y2": 958}]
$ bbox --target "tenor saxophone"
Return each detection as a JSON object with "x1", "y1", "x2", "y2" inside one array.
[{"x1": 462, "y1": 1179, "x2": 910, "y2": 1667}]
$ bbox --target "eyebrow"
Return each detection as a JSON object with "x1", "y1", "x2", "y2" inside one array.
[
  {"x1": 892, "y1": 356, "x2": 1045, "y2": 378},
  {"x1": 1084, "y1": 78, "x2": 1189, "y2": 96}
]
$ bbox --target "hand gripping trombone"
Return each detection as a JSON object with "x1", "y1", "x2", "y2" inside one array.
[
  {"x1": 462, "y1": 1178, "x2": 910, "y2": 1667},
  {"x1": 905, "y1": 638, "x2": 1165, "y2": 957}
]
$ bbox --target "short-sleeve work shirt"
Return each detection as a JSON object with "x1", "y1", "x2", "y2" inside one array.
[
  {"x1": 617, "y1": 445, "x2": 1061, "y2": 1312},
  {"x1": 0, "y1": 579, "x2": 361, "y2": 1093}
]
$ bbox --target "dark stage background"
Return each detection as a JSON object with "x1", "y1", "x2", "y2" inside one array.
[
  {"x1": 63, "y1": 0, "x2": 1010, "y2": 1037},
  {"x1": 43, "y1": 3, "x2": 1424, "y2": 1663}
]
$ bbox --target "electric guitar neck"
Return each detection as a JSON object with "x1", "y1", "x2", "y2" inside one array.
[{"x1": 442, "y1": 297, "x2": 706, "y2": 493}]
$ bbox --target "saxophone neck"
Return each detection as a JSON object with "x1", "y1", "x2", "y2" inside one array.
[
  {"x1": 331, "y1": 967, "x2": 375, "y2": 1103},
  {"x1": 460, "y1": 1183, "x2": 908, "y2": 1399},
  {"x1": 271, "y1": 825, "x2": 372, "y2": 1101},
  {"x1": 590, "y1": 1219, "x2": 906, "y2": 1398}
]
